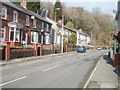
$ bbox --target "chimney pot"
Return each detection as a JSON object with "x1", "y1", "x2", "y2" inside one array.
[{"x1": 20, "y1": 1, "x2": 27, "y2": 9}]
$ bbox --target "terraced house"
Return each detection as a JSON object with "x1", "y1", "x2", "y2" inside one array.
[
  {"x1": 0, "y1": 0, "x2": 52, "y2": 46},
  {"x1": 46, "y1": 17, "x2": 76, "y2": 45}
]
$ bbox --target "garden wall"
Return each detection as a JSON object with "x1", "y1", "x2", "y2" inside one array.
[
  {"x1": 42, "y1": 45, "x2": 53, "y2": 55},
  {"x1": 10, "y1": 49, "x2": 36, "y2": 59}
]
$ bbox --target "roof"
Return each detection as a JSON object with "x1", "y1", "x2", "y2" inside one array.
[
  {"x1": 57, "y1": 23, "x2": 76, "y2": 33},
  {"x1": 1, "y1": 0, "x2": 52, "y2": 24}
]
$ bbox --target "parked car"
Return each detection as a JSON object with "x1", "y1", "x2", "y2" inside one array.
[
  {"x1": 102, "y1": 47, "x2": 107, "y2": 50},
  {"x1": 77, "y1": 46, "x2": 86, "y2": 53},
  {"x1": 96, "y1": 47, "x2": 102, "y2": 50}
]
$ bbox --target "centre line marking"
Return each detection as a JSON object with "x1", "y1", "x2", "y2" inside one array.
[
  {"x1": 0, "y1": 76, "x2": 26, "y2": 86},
  {"x1": 42, "y1": 65, "x2": 60, "y2": 71}
]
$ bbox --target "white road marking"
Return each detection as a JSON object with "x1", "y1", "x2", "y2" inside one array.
[
  {"x1": 0, "y1": 76, "x2": 26, "y2": 86},
  {"x1": 42, "y1": 65, "x2": 60, "y2": 71},
  {"x1": 83, "y1": 59, "x2": 101, "y2": 88}
]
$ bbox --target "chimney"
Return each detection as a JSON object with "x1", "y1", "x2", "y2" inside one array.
[{"x1": 20, "y1": 1, "x2": 27, "y2": 9}]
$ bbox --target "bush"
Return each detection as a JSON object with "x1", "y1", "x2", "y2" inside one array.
[{"x1": 63, "y1": 40, "x2": 68, "y2": 45}]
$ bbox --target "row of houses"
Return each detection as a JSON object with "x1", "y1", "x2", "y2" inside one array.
[
  {"x1": 0, "y1": 0, "x2": 90, "y2": 48},
  {"x1": 114, "y1": 1, "x2": 120, "y2": 72}
]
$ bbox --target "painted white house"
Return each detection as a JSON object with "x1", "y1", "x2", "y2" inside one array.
[
  {"x1": 46, "y1": 17, "x2": 75, "y2": 45},
  {"x1": 76, "y1": 29, "x2": 90, "y2": 46}
]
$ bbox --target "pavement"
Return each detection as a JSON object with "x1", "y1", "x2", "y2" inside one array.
[
  {"x1": 85, "y1": 53, "x2": 119, "y2": 88},
  {"x1": 0, "y1": 50, "x2": 119, "y2": 88}
]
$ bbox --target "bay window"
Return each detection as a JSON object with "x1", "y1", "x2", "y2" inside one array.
[
  {"x1": 45, "y1": 35, "x2": 50, "y2": 44},
  {"x1": 13, "y1": 10, "x2": 18, "y2": 22},
  {"x1": 2, "y1": 6, "x2": 7, "y2": 19},
  {"x1": 31, "y1": 31, "x2": 38, "y2": 43},
  {"x1": 9, "y1": 27, "x2": 20, "y2": 42}
]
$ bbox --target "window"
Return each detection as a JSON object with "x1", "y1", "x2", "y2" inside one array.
[
  {"x1": 58, "y1": 26, "x2": 60, "y2": 32},
  {"x1": 26, "y1": 15, "x2": 30, "y2": 26},
  {"x1": 13, "y1": 10, "x2": 18, "y2": 22},
  {"x1": 0, "y1": 26, "x2": 5, "y2": 40},
  {"x1": 2, "y1": 6, "x2": 7, "y2": 19},
  {"x1": 33, "y1": 19, "x2": 36, "y2": 28},
  {"x1": 42, "y1": 22, "x2": 44, "y2": 29},
  {"x1": 45, "y1": 35, "x2": 50, "y2": 44},
  {"x1": 46, "y1": 24, "x2": 49, "y2": 32},
  {"x1": 15, "y1": 28, "x2": 20, "y2": 42},
  {"x1": 41, "y1": 34, "x2": 44, "y2": 44},
  {"x1": 9, "y1": 27, "x2": 20, "y2": 42},
  {"x1": 31, "y1": 31, "x2": 38, "y2": 43}
]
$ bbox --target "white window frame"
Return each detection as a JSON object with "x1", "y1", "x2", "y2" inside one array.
[
  {"x1": 31, "y1": 31, "x2": 38, "y2": 43},
  {"x1": 13, "y1": 10, "x2": 18, "y2": 22},
  {"x1": 45, "y1": 35, "x2": 50, "y2": 44},
  {"x1": 46, "y1": 24, "x2": 49, "y2": 32},
  {"x1": 0, "y1": 26, "x2": 5, "y2": 41},
  {"x1": 42, "y1": 22, "x2": 44, "y2": 29},
  {"x1": 41, "y1": 34, "x2": 44, "y2": 44},
  {"x1": 2, "y1": 6, "x2": 7, "y2": 19},
  {"x1": 26, "y1": 15, "x2": 30, "y2": 26},
  {"x1": 33, "y1": 19, "x2": 37, "y2": 28},
  {"x1": 9, "y1": 27, "x2": 20, "y2": 42}
]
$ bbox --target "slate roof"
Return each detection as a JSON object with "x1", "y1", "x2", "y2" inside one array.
[
  {"x1": 1, "y1": 0, "x2": 51, "y2": 24},
  {"x1": 57, "y1": 23, "x2": 76, "y2": 33}
]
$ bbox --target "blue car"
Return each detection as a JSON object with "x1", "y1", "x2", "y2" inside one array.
[{"x1": 77, "y1": 46, "x2": 86, "y2": 53}]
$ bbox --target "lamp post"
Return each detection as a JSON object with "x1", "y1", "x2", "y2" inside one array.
[
  {"x1": 54, "y1": 8, "x2": 60, "y2": 54},
  {"x1": 61, "y1": 15, "x2": 64, "y2": 53}
]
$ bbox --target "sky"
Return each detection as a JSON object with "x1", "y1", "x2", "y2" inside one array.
[{"x1": 49, "y1": 0, "x2": 118, "y2": 16}]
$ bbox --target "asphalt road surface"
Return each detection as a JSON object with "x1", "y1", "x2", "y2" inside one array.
[{"x1": 1, "y1": 50, "x2": 107, "y2": 88}]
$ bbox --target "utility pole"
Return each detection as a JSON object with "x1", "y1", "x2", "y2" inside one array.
[
  {"x1": 54, "y1": 8, "x2": 60, "y2": 54},
  {"x1": 61, "y1": 15, "x2": 64, "y2": 53}
]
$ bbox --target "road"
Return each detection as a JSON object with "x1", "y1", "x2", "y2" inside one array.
[{"x1": 1, "y1": 50, "x2": 107, "y2": 88}]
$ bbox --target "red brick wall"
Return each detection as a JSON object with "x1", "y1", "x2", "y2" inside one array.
[{"x1": 2, "y1": 3, "x2": 52, "y2": 47}]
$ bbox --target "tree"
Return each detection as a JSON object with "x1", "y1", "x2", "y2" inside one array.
[
  {"x1": 54, "y1": 0, "x2": 62, "y2": 21},
  {"x1": 69, "y1": 33, "x2": 77, "y2": 47},
  {"x1": 27, "y1": 2, "x2": 41, "y2": 14}
]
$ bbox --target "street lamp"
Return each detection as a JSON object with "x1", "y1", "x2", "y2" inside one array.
[
  {"x1": 54, "y1": 8, "x2": 60, "y2": 54},
  {"x1": 61, "y1": 15, "x2": 64, "y2": 53}
]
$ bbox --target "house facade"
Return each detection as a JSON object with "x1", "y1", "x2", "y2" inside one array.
[
  {"x1": 115, "y1": 1, "x2": 120, "y2": 55},
  {"x1": 56, "y1": 23, "x2": 75, "y2": 45},
  {"x1": 76, "y1": 29, "x2": 90, "y2": 46},
  {"x1": 0, "y1": 0, "x2": 52, "y2": 47},
  {"x1": 46, "y1": 18, "x2": 75, "y2": 46},
  {"x1": 113, "y1": 1, "x2": 120, "y2": 71}
]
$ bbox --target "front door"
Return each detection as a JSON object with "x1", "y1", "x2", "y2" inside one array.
[{"x1": 0, "y1": 26, "x2": 5, "y2": 46}]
